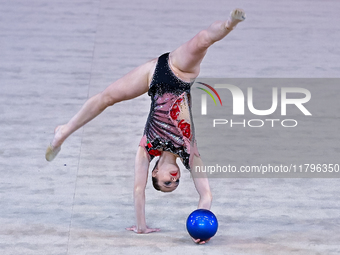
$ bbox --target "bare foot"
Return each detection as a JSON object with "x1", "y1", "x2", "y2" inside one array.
[
  {"x1": 225, "y1": 8, "x2": 246, "y2": 29},
  {"x1": 45, "y1": 125, "x2": 65, "y2": 161}
]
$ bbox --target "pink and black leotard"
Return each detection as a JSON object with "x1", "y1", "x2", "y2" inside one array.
[{"x1": 139, "y1": 52, "x2": 199, "y2": 170}]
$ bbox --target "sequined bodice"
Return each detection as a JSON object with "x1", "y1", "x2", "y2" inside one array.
[
  {"x1": 142, "y1": 53, "x2": 196, "y2": 169},
  {"x1": 148, "y1": 53, "x2": 192, "y2": 97}
]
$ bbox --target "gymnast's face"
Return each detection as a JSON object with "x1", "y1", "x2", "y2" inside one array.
[{"x1": 152, "y1": 161, "x2": 181, "y2": 192}]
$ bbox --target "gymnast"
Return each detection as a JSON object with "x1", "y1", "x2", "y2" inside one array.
[{"x1": 46, "y1": 8, "x2": 245, "y2": 244}]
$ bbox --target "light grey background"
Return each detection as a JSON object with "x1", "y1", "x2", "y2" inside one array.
[{"x1": 0, "y1": 0, "x2": 339, "y2": 254}]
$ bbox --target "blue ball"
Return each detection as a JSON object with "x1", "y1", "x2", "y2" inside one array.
[{"x1": 186, "y1": 209, "x2": 218, "y2": 241}]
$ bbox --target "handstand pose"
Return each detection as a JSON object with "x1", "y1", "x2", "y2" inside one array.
[{"x1": 46, "y1": 9, "x2": 245, "y2": 244}]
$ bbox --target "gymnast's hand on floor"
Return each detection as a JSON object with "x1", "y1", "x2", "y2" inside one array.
[
  {"x1": 126, "y1": 225, "x2": 160, "y2": 234},
  {"x1": 192, "y1": 237, "x2": 211, "y2": 245}
]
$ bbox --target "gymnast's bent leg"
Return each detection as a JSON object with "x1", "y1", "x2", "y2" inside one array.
[{"x1": 45, "y1": 60, "x2": 156, "y2": 161}]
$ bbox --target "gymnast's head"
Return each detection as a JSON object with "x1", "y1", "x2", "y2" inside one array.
[{"x1": 152, "y1": 158, "x2": 181, "y2": 192}]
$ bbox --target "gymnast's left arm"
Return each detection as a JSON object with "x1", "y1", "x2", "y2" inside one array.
[
  {"x1": 191, "y1": 155, "x2": 212, "y2": 210},
  {"x1": 190, "y1": 155, "x2": 213, "y2": 244}
]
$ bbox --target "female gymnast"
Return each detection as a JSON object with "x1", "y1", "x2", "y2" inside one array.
[{"x1": 46, "y1": 8, "x2": 245, "y2": 244}]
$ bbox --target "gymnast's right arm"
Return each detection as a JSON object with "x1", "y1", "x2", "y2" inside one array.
[{"x1": 126, "y1": 146, "x2": 160, "y2": 234}]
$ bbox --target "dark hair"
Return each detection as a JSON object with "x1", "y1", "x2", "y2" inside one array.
[{"x1": 152, "y1": 160, "x2": 160, "y2": 191}]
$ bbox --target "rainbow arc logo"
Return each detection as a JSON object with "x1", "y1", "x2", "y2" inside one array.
[{"x1": 196, "y1": 82, "x2": 223, "y2": 108}]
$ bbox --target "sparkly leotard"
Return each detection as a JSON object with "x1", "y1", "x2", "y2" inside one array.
[{"x1": 139, "y1": 52, "x2": 199, "y2": 170}]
